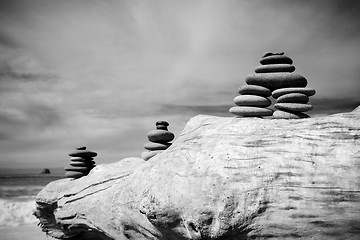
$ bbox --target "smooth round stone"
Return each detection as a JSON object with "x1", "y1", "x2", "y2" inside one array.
[
  {"x1": 229, "y1": 106, "x2": 273, "y2": 117},
  {"x1": 64, "y1": 166, "x2": 89, "y2": 172},
  {"x1": 274, "y1": 103, "x2": 313, "y2": 112},
  {"x1": 260, "y1": 55, "x2": 293, "y2": 65},
  {"x1": 70, "y1": 161, "x2": 96, "y2": 167},
  {"x1": 262, "y1": 51, "x2": 284, "y2": 58},
  {"x1": 76, "y1": 147, "x2": 86, "y2": 150},
  {"x1": 238, "y1": 85, "x2": 271, "y2": 97},
  {"x1": 69, "y1": 150, "x2": 97, "y2": 158},
  {"x1": 144, "y1": 142, "x2": 171, "y2": 151},
  {"x1": 147, "y1": 130, "x2": 175, "y2": 143},
  {"x1": 65, "y1": 171, "x2": 85, "y2": 179},
  {"x1": 233, "y1": 95, "x2": 271, "y2": 107},
  {"x1": 156, "y1": 121, "x2": 169, "y2": 126},
  {"x1": 156, "y1": 125, "x2": 168, "y2": 130},
  {"x1": 272, "y1": 87, "x2": 316, "y2": 98},
  {"x1": 70, "y1": 157, "x2": 94, "y2": 162},
  {"x1": 277, "y1": 93, "x2": 309, "y2": 104},
  {"x1": 254, "y1": 64, "x2": 295, "y2": 73},
  {"x1": 245, "y1": 73, "x2": 307, "y2": 90},
  {"x1": 273, "y1": 110, "x2": 310, "y2": 119},
  {"x1": 141, "y1": 150, "x2": 162, "y2": 161}
]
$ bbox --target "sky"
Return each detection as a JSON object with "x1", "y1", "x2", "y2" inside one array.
[{"x1": 0, "y1": 0, "x2": 359, "y2": 168}]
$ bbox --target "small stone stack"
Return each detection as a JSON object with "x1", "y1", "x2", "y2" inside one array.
[
  {"x1": 245, "y1": 51, "x2": 315, "y2": 119},
  {"x1": 65, "y1": 147, "x2": 97, "y2": 179},
  {"x1": 141, "y1": 121, "x2": 174, "y2": 161}
]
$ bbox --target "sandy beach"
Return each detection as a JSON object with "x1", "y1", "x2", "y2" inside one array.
[{"x1": 0, "y1": 224, "x2": 50, "y2": 240}]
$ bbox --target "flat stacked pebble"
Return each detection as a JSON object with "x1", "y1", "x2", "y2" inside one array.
[
  {"x1": 141, "y1": 121, "x2": 174, "y2": 161},
  {"x1": 252, "y1": 51, "x2": 316, "y2": 119},
  {"x1": 65, "y1": 147, "x2": 97, "y2": 179},
  {"x1": 229, "y1": 53, "x2": 277, "y2": 117}
]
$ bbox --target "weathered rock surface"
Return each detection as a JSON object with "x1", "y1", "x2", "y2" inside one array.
[{"x1": 35, "y1": 107, "x2": 360, "y2": 239}]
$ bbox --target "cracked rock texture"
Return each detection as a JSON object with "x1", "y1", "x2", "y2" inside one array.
[{"x1": 35, "y1": 106, "x2": 360, "y2": 239}]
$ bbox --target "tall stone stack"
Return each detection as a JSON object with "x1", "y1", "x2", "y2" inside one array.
[
  {"x1": 243, "y1": 51, "x2": 316, "y2": 119},
  {"x1": 141, "y1": 121, "x2": 174, "y2": 161},
  {"x1": 65, "y1": 147, "x2": 97, "y2": 179}
]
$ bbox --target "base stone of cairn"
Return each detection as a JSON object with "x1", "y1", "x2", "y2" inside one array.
[
  {"x1": 64, "y1": 147, "x2": 97, "y2": 179},
  {"x1": 141, "y1": 121, "x2": 174, "y2": 161}
]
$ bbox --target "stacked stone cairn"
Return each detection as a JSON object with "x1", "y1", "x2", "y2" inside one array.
[
  {"x1": 230, "y1": 51, "x2": 316, "y2": 119},
  {"x1": 64, "y1": 147, "x2": 97, "y2": 179},
  {"x1": 141, "y1": 121, "x2": 174, "y2": 161}
]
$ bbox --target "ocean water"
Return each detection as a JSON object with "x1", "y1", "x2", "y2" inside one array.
[{"x1": 0, "y1": 168, "x2": 64, "y2": 227}]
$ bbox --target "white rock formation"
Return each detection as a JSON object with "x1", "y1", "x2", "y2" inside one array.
[{"x1": 35, "y1": 106, "x2": 360, "y2": 239}]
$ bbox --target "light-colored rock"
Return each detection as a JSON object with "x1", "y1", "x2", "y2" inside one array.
[
  {"x1": 229, "y1": 106, "x2": 273, "y2": 117},
  {"x1": 233, "y1": 95, "x2": 271, "y2": 107},
  {"x1": 35, "y1": 107, "x2": 360, "y2": 240},
  {"x1": 246, "y1": 73, "x2": 307, "y2": 90}
]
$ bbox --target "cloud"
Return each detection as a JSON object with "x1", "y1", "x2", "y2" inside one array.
[{"x1": 0, "y1": 0, "x2": 359, "y2": 168}]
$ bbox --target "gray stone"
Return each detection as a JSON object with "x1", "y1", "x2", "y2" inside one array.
[
  {"x1": 260, "y1": 55, "x2": 293, "y2": 65},
  {"x1": 238, "y1": 85, "x2": 271, "y2": 97},
  {"x1": 277, "y1": 93, "x2": 309, "y2": 103},
  {"x1": 147, "y1": 130, "x2": 175, "y2": 143},
  {"x1": 141, "y1": 151, "x2": 162, "y2": 161},
  {"x1": 64, "y1": 171, "x2": 85, "y2": 179},
  {"x1": 229, "y1": 106, "x2": 273, "y2": 117},
  {"x1": 246, "y1": 73, "x2": 307, "y2": 90},
  {"x1": 272, "y1": 87, "x2": 316, "y2": 98},
  {"x1": 274, "y1": 103, "x2": 313, "y2": 112},
  {"x1": 254, "y1": 64, "x2": 295, "y2": 73},
  {"x1": 69, "y1": 149, "x2": 97, "y2": 158},
  {"x1": 273, "y1": 110, "x2": 310, "y2": 119},
  {"x1": 144, "y1": 142, "x2": 171, "y2": 151},
  {"x1": 233, "y1": 95, "x2": 271, "y2": 107},
  {"x1": 64, "y1": 166, "x2": 89, "y2": 172},
  {"x1": 70, "y1": 157, "x2": 94, "y2": 162},
  {"x1": 262, "y1": 51, "x2": 284, "y2": 58}
]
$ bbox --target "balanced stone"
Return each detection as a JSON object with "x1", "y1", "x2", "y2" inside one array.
[
  {"x1": 156, "y1": 121, "x2": 169, "y2": 127},
  {"x1": 233, "y1": 95, "x2": 271, "y2": 107},
  {"x1": 274, "y1": 103, "x2": 313, "y2": 112},
  {"x1": 273, "y1": 110, "x2": 310, "y2": 119},
  {"x1": 144, "y1": 142, "x2": 171, "y2": 151},
  {"x1": 69, "y1": 150, "x2": 97, "y2": 158},
  {"x1": 229, "y1": 106, "x2": 273, "y2": 117},
  {"x1": 70, "y1": 161, "x2": 96, "y2": 167},
  {"x1": 147, "y1": 130, "x2": 175, "y2": 143},
  {"x1": 255, "y1": 64, "x2": 295, "y2": 73},
  {"x1": 260, "y1": 55, "x2": 293, "y2": 65},
  {"x1": 262, "y1": 51, "x2": 284, "y2": 58},
  {"x1": 272, "y1": 87, "x2": 316, "y2": 98},
  {"x1": 277, "y1": 93, "x2": 309, "y2": 104},
  {"x1": 141, "y1": 151, "x2": 163, "y2": 161},
  {"x1": 64, "y1": 166, "x2": 89, "y2": 172},
  {"x1": 70, "y1": 157, "x2": 94, "y2": 162},
  {"x1": 245, "y1": 73, "x2": 307, "y2": 90},
  {"x1": 65, "y1": 171, "x2": 85, "y2": 179},
  {"x1": 238, "y1": 85, "x2": 271, "y2": 97}
]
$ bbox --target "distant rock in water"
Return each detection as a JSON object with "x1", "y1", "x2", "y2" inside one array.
[{"x1": 40, "y1": 168, "x2": 50, "y2": 174}]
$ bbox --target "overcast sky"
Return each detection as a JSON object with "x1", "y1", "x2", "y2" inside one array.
[{"x1": 0, "y1": 0, "x2": 359, "y2": 168}]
